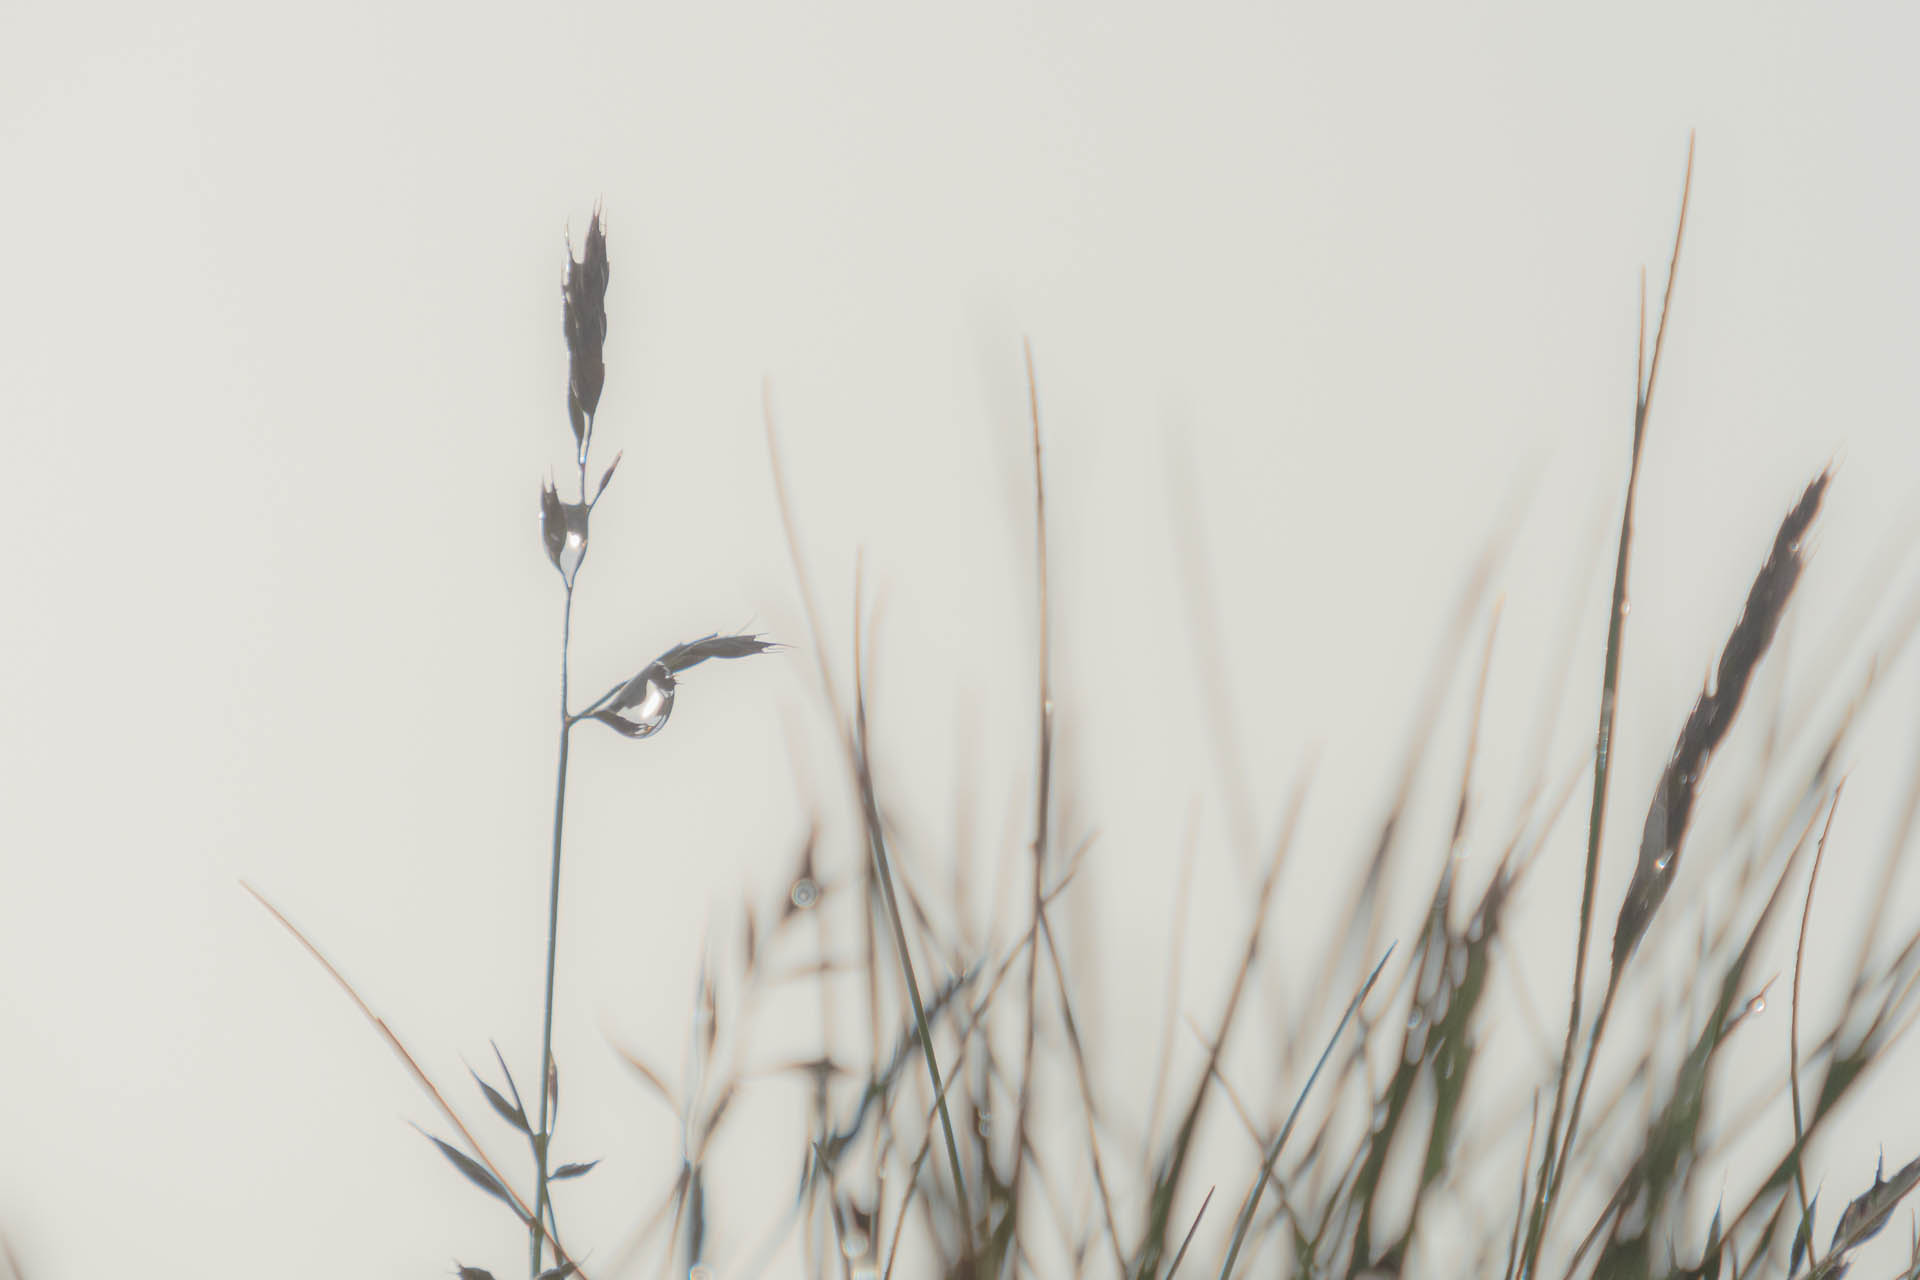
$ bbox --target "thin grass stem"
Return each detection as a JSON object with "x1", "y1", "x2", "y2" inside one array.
[
  {"x1": 241, "y1": 883, "x2": 585, "y2": 1276},
  {"x1": 1218, "y1": 945, "x2": 1393, "y2": 1279},
  {"x1": 531, "y1": 585, "x2": 576, "y2": 1276},
  {"x1": 1790, "y1": 783, "x2": 1847, "y2": 1247},
  {"x1": 851, "y1": 600, "x2": 976, "y2": 1259},
  {"x1": 1520, "y1": 133, "x2": 1694, "y2": 1280},
  {"x1": 1011, "y1": 337, "x2": 1054, "y2": 1253}
]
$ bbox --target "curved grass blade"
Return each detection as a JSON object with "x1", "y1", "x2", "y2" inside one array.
[
  {"x1": 1219, "y1": 944, "x2": 1394, "y2": 1279},
  {"x1": 417, "y1": 1127, "x2": 528, "y2": 1223}
]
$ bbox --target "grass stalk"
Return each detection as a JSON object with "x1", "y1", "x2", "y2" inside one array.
[
  {"x1": 1789, "y1": 783, "x2": 1846, "y2": 1252},
  {"x1": 1010, "y1": 337, "x2": 1055, "y2": 1264},
  {"x1": 530, "y1": 586, "x2": 576, "y2": 1275},
  {"x1": 851, "y1": 587, "x2": 977, "y2": 1260},
  {"x1": 1520, "y1": 133, "x2": 1693, "y2": 1280},
  {"x1": 242, "y1": 882, "x2": 585, "y2": 1276},
  {"x1": 1218, "y1": 945, "x2": 1393, "y2": 1279}
]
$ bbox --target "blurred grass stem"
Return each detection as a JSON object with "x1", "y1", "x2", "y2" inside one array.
[{"x1": 1521, "y1": 133, "x2": 1693, "y2": 1280}]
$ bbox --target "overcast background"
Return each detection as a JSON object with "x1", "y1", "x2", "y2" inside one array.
[{"x1": 6, "y1": 3, "x2": 1920, "y2": 1277}]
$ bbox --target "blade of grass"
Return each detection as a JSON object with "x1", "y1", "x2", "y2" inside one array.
[
  {"x1": 1130, "y1": 764, "x2": 1313, "y2": 1278},
  {"x1": 1219, "y1": 945, "x2": 1394, "y2": 1279},
  {"x1": 851, "y1": 587, "x2": 975, "y2": 1257},
  {"x1": 1521, "y1": 132, "x2": 1694, "y2": 1280},
  {"x1": 240, "y1": 882, "x2": 585, "y2": 1277},
  {"x1": 1166, "y1": 1187, "x2": 1215, "y2": 1280},
  {"x1": 1790, "y1": 783, "x2": 1846, "y2": 1245},
  {"x1": 1010, "y1": 337, "x2": 1054, "y2": 1256}
]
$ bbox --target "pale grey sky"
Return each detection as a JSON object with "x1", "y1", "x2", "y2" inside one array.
[{"x1": 5, "y1": 3, "x2": 1920, "y2": 1277}]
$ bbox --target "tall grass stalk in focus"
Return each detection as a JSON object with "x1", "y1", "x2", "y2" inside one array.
[
  {"x1": 248, "y1": 210, "x2": 775, "y2": 1280},
  {"x1": 519, "y1": 210, "x2": 776, "y2": 1278}
]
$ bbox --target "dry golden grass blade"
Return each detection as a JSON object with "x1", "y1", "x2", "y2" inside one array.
[{"x1": 239, "y1": 882, "x2": 587, "y2": 1277}]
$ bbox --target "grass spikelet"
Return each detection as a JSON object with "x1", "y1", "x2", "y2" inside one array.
[{"x1": 1611, "y1": 469, "x2": 1829, "y2": 975}]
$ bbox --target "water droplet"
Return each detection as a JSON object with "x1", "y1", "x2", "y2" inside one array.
[
  {"x1": 690, "y1": 1266, "x2": 714, "y2": 1280},
  {"x1": 632, "y1": 679, "x2": 672, "y2": 725},
  {"x1": 560, "y1": 531, "x2": 586, "y2": 582},
  {"x1": 790, "y1": 878, "x2": 819, "y2": 909},
  {"x1": 1744, "y1": 992, "x2": 1767, "y2": 1017},
  {"x1": 976, "y1": 1111, "x2": 992, "y2": 1138},
  {"x1": 842, "y1": 1230, "x2": 871, "y2": 1258}
]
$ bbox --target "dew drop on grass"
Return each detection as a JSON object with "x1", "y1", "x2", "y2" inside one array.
[
  {"x1": 560, "y1": 530, "x2": 586, "y2": 582},
  {"x1": 976, "y1": 1111, "x2": 992, "y2": 1138},
  {"x1": 631, "y1": 678, "x2": 671, "y2": 726},
  {"x1": 842, "y1": 1230, "x2": 871, "y2": 1258},
  {"x1": 690, "y1": 1267, "x2": 714, "y2": 1280},
  {"x1": 790, "y1": 878, "x2": 819, "y2": 909}
]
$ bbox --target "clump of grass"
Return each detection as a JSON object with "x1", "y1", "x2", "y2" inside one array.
[{"x1": 245, "y1": 144, "x2": 1920, "y2": 1280}]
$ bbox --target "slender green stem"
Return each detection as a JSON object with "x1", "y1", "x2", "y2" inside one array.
[
  {"x1": 531, "y1": 587, "x2": 576, "y2": 1276},
  {"x1": 1219, "y1": 945, "x2": 1393, "y2": 1279},
  {"x1": 848, "y1": 604, "x2": 973, "y2": 1250},
  {"x1": 1010, "y1": 339, "x2": 1052, "y2": 1241},
  {"x1": 1790, "y1": 785, "x2": 1845, "y2": 1253},
  {"x1": 1520, "y1": 136, "x2": 1693, "y2": 1279},
  {"x1": 856, "y1": 737, "x2": 974, "y2": 1244}
]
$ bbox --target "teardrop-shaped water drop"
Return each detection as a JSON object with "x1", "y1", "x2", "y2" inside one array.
[{"x1": 560, "y1": 530, "x2": 586, "y2": 582}]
